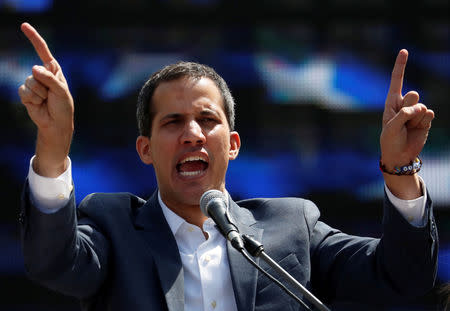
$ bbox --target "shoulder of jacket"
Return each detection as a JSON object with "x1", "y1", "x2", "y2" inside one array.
[
  {"x1": 79, "y1": 192, "x2": 146, "y2": 213},
  {"x1": 237, "y1": 196, "x2": 310, "y2": 209}
]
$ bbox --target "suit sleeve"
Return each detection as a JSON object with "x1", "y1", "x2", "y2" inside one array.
[
  {"x1": 307, "y1": 191, "x2": 438, "y2": 304},
  {"x1": 20, "y1": 180, "x2": 110, "y2": 299}
]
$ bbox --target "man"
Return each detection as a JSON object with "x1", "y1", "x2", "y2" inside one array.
[{"x1": 18, "y1": 22, "x2": 437, "y2": 310}]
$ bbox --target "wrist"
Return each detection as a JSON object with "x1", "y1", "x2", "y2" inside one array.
[
  {"x1": 380, "y1": 156, "x2": 423, "y2": 199},
  {"x1": 383, "y1": 173, "x2": 423, "y2": 200},
  {"x1": 33, "y1": 155, "x2": 69, "y2": 177},
  {"x1": 34, "y1": 130, "x2": 72, "y2": 177},
  {"x1": 380, "y1": 156, "x2": 422, "y2": 175}
]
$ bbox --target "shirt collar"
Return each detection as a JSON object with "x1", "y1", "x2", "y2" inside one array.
[
  {"x1": 157, "y1": 189, "x2": 230, "y2": 235},
  {"x1": 158, "y1": 191, "x2": 185, "y2": 236}
]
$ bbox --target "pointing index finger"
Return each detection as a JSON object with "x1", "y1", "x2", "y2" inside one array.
[
  {"x1": 21, "y1": 22, "x2": 54, "y2": 65},
  {"x1": 387, "y1": 49, "x2": 408, "y2": 97}
]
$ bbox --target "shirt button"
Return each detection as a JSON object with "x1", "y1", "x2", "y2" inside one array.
[
  {"x1": 57, "y1": 194, "x2": 65, "y2": 200},
  {"x1": 211, "y1": 300, "x2": 217, "y2": 309},
  {"x1": 187, "y1": 226, "x2": 194, "y2": 232},
  {"x1": 204, "y1": 255, "x2": 211, "y2": 263},
  {"x1": 408, "y1": 216, "x2": 414, "y2": 222}
]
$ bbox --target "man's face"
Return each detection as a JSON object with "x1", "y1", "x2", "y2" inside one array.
[{"x1": 136, "y1": 76, "x2": 240, "y2": 208}]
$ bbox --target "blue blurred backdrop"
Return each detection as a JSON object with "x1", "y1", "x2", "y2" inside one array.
[{"x1": 0, "y1": 0, "x2": 449, "y2": 310}]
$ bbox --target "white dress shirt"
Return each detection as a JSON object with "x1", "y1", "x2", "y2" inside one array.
[
  {"x1": 28, "y1": 156, "x2": 73, "y2": 213},
  {"x1": 26, "y1": 155, "x2": 428, "y2": 310},
  {"x1": 159, "y1": 192, "x2": 238, "y2": 311}
]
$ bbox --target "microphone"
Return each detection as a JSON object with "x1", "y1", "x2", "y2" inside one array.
[
  {"x1": 200, "y1": 190, "x2": 244, "y2": 250},
  {"x1": 200, "y1": 191, "x2": 329, "y2": 311}
]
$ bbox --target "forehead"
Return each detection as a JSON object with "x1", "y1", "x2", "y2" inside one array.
[{"x1": 152, "y1": 76, "x2": 225, "y2": 116}]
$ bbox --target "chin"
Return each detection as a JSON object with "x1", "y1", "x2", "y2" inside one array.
[
  {"x1": 173, "y1": 187, "x2": 206, "y2": 206},
  {"x1": 168, "y1": 178, "x2": 225, "y2": 206}
]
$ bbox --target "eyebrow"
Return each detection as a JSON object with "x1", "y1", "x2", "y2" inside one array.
[
  {"x1": 159, "y1": 109, "x2": 220, "y2": 123},
  {"x1": 159, "y1": 113, "x2": 182, "y2": 123},
  {"x1": 199, "y1": 109, "x2": 220, "y2": 118}
]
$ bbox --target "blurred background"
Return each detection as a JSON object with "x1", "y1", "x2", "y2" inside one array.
[{"x1": 0, "y1": 0, "x2": 448, "y2": 310}]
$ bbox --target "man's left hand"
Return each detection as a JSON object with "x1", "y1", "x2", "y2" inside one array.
[{"x1": 380, "y1": 49, "x2": 434, "y2": 199}]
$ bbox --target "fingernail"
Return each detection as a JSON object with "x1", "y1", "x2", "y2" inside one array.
[{"x1": 33, "y1": 65, "x2": 44, "y2": 73}]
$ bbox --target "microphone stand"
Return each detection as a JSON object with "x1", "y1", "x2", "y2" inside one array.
[{"x1": 242, "y1": 234, "x2": 331, "y2": 311}]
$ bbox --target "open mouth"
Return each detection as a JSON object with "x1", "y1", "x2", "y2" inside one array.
[{"x1": 176, "y1": 155, "x2": 209, "y2": 177}]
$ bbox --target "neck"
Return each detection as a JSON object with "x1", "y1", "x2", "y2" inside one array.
[
  {"x1": 171, "y1": 204, "x2": 208, "y2": 229},
  {"x1": 159, "y1": 193, "x2": 208, "y2": 228}
]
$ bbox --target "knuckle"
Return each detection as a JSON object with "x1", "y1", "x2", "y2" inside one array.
[
  {"x1": 32, "y1": 81, "x2": 46, "y2": 96},
  {"x1": 25, "y1": 78, "x2": 37, "y2": 91},
  {"x1": 50, "y1": 59, "x2": 60, "y2": 70},
  {"x1": 18, "y1": 84, "x2": 25, "y2": 94},
  {"x1": 31, "y1": 94, "x2": 43, "y2": 105},
  {"x1": 421, "y1": 121, "x2": 431, "y2": 130},
  {"x1": 19, "y1": 86, "x2": 31, "y2": 100}
]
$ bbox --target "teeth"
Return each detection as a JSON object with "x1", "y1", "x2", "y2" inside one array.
[
  {"x1": 179, "y1": 156, "x2": 207, "y2": 164},
  {"x1": 180, "y1": 170, "x2": 203, "y2": 176}
]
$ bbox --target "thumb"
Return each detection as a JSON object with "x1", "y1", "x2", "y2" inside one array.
[
  {"x1": 403, "y1": 91, "x2": 419, "y2": 107},
  {"x1": 32, "y1": 65, "x2": 66, "y2": 96},
  {"x1": 387, "y1": 105, "x2": 422, "y2": 132},
  {"x1": 45, "y1": 59, "x2": 68, "y2": 85},
  {"x1": 44, "y1": 59, "x2": 61, "y2": 75}
]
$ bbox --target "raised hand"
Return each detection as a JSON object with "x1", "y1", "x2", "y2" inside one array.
[
  {"x1": 380, "y1": 49, "x2": 434, "y2": 199},
  {"x1": 18, "y1": 23, "x2": 74, "y2": 177}
]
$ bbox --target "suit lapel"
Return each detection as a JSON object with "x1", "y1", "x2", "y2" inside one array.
[
  {"x1": 134, "y1": 192, "x2": 184, "y2": 311},
  {"x1": 227, "y1": 198, "x2": 264, "y2": 311},
  {"x1": 133, "y1": 192, "x2": 264, "y2": 311}
]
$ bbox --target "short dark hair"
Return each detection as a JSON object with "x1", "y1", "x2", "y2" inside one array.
[{"x1": 137, "y1": 61, "x2": 235, "y2": 137}]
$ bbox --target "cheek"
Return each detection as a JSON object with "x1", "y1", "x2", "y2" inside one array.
[
  {"x1": 150, "y1": 139, "x2": 174, "y2": 167},
  {"x1": 211, "y1": 138, "x2": 231, "y2": 164}
]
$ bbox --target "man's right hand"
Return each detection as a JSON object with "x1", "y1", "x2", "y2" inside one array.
[{"x1": 18, "y1": 23, "x2": 74, "y2": 178}]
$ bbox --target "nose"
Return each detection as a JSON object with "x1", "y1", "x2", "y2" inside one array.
[{"x1": 180, "y1": 120, "x2": 206, "y2": 145}]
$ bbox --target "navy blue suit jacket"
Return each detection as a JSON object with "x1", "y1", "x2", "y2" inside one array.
[{"x1": 20, "y1": 184, "x2": 438, "y2": 310}]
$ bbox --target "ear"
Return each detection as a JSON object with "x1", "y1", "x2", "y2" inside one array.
[
  {"x1": 229, "y1": 131, "x2": 241, "y2": 160},
  {"x1": 136, "y1": 135, "x2": 153, "y2": 165}
]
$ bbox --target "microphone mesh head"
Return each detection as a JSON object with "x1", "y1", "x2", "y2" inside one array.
[{"x1": 200, "y1": 189, "x2": 226, "y2": 217}]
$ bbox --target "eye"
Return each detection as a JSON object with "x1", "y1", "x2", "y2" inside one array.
[
  {"x1": 165, "y1": 119, "x2": 180, "y2": 126},
  {"x1": 201, "y1": 117, "x2": 217, "y2": 124}
]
